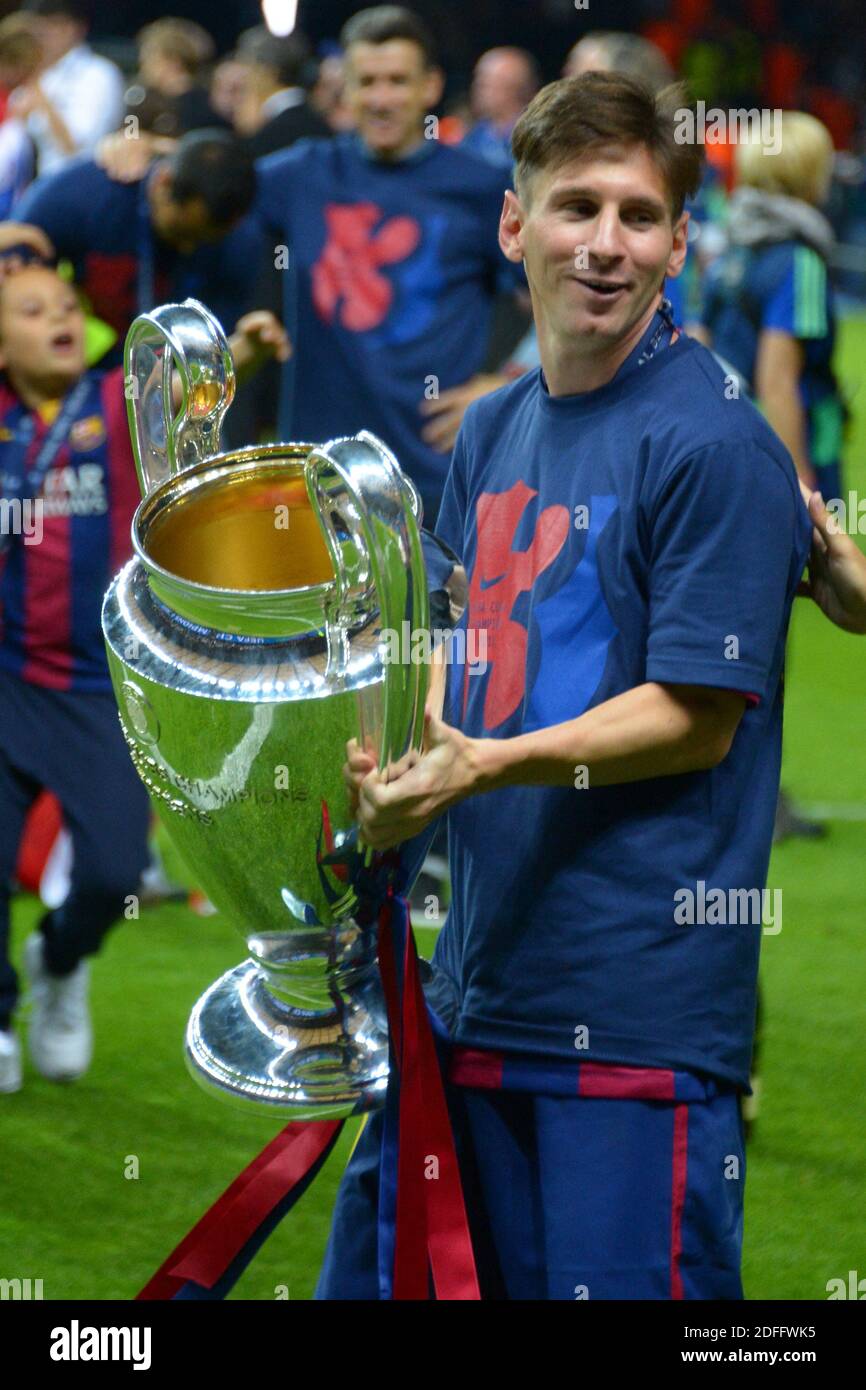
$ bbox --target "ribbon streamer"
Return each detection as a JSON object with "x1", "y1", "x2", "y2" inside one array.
[
  {"x1": 137, "y1": 1121, "x2": 343, "y2": 1300},
  {"x1": 136, "y1": 892, "x2": 479, "y2": 1301},
  {"x1": 377, "y1": 891, "x2": 480, "y2": 1300}
]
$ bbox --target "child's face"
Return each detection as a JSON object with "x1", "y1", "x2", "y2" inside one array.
[{"x1": 0, "y1": 266, "x2": 86, "y2": 392}]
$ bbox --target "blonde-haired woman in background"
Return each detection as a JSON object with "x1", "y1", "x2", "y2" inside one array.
[{"x1": 700, "y1": 111, "x2": 842, "y2": 502}]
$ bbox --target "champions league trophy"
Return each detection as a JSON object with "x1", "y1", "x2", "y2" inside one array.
[{"x1": 102, "y1": 298, "x2": 439, "y2": 1119}]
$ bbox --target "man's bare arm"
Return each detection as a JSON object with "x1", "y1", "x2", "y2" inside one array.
[
  {"x1": 474, "y1": 682, "x2": 745, "y2": 791},
  {"x1": 0, "y1": 223, "x2": 55, "y2": 264},
  {"x1": 95, "y1": 131, "x2": 177, "y2": 183},
  {"x1": 348, "y1": 681, "x2": 747, "y2": 850}
]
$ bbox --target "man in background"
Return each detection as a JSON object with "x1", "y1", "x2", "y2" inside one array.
[
  {"x1": 0, "y1": 14, "x2": 41, "y2": 216},
  {"x1": 134, "y1": 17, "x2": 224, "y2": 138},
  {"x1": 461, "y1": 47, "x2": 539, "y2": 169},
  {"x1": 1, "y1": 129, "x2": 261, "y2": 361},
  {"x1": 87, "y1": 7, "x2": 530, "y2": 521},
  {"x1": 12, "y1": 0, "x2": 123, "y2": 176},
  {"x1": 252, "y1": 5, "x2": 529, "y2": 524},
  {"x1": 563, "y1": 30, "x2": 674, "y2": 89},
  {"x1": 233, "y1": 26, "x2": 330, "y2": 158}
]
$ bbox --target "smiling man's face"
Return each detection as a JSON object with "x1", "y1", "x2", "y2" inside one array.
[
  {"x1": 502, "y1": 144, "x2": 688, "y2": 353},
  {"x1": 344, "y1": 39, "x2": 443, "y2": 161}
]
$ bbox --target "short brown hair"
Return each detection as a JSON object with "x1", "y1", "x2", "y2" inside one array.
[
  {"x1": 138, "y1": 19, "x2": 215, "y2": 78},
  {"x1": 236, "y1": 26, "x2": 312, "y2": 89},
  {"x1": 340, "y1": 5, "x2": 437, "y2": 69},
  {"x1": 0, "y1": 14, "x2": 42, "y2": 76},
  {"x1": 512, "y1": 72, "x2": 703, "y2": 220}
]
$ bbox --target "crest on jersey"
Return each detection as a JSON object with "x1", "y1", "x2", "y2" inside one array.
[{"x1": 69, "y1": 414, "x2": 106, "y2": 452}]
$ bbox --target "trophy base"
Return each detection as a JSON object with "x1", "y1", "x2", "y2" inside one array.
[{"x1": 184, "y1": 960, "x2": 389, "y2": 1119}]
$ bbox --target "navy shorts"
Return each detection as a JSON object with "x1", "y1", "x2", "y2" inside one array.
[{"x1": 316, "y1": 1064, "x2": 745, "y2": 1301}]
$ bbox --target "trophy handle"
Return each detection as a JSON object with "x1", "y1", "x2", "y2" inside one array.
[
  {"x1": 124, "y1": 297, "x2": 235, "y2": 499},
  {"x1": 305, "y1": 430, "x2": 429, "y2": 770}
]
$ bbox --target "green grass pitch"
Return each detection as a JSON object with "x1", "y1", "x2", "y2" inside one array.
[{"x1": 1, "y1": 318, "x2": 865, "y2": 1300}]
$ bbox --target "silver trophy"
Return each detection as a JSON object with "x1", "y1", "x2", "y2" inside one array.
[{"x1": 102, "y1": 299, "x2": 436, "y2": 1118}]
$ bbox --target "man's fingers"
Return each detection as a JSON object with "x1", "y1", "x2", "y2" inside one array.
[
  {"x1": 95, "y1": 132, "x2": 154, "y2": 182},
  {"x1": 252, "y1": 317, "x2": 291, "y2": 358},
  {"x1": 358, "y1": 771, "x2": 410, "y2": 825},
  {"x1": 808, "y1": 490, "x2": 830, "y2": 538},
  {"x1": 266, "y1": 324, "x2": 292, "y2": 359},
  {"x1": 346, "y1": 734, "x2": 378, "y2": 762},
  {"x1": 807, "y1": 489, "x2": 844, "y2": 542},
  {"x1": 418, "y1": 387, "x2": 463, "y2": 417},
  {"x1": 421, "y1": 410, "x2": 462, "y2": 452},
  {"x1": 357, "y1": 822, "x2": 400, "y2": 851},
  {"x1": 346, "y1": 743, "x2": 376, "y2": 765},
  {"x1": 26, "y1": 225, "x2": 54, "y2": 259},
  {"x1": 343, "y1": 738, "x2": 376, "y2": 800},
  {"x1": 344, "y1": 750, "x2": 378, "y2": 815},
  {"x1": 382, "y1": 747, "x2": 420, "y2": 783},
  {"x1": 359, "y1": 764, "x2": 388, "y2": 802},
  {"x1": 343, "y1": 761, "x2": 367, "y2": 792}
]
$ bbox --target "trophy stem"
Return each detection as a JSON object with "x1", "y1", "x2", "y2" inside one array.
[{"x1": 184, "y1": 956, "x2": 389, "y2": 1118}]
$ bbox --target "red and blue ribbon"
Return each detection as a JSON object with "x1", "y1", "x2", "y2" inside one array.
[
  {"x1": 375, "y1": 888, "x2": 479, "y2": 1299},
  {"x1": 136, "y1": 889, "x2": 479, "y2": 1301},
  {"x1": 137, "y1": 1120, "x2": 344, "y2": 1301}
]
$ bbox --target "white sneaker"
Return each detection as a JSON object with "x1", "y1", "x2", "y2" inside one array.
[
  {"x1": 0, "y1": 1029, "x2": 22, "y2": 1093},
  {"x1": 24, "y1": 933, "x2": 92, "y2": 1081}
]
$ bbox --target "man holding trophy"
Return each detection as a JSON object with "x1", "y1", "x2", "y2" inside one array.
[
  {"x1": 323, "y1": 71, "x2": 813, "y2": 1299},
  {"x1": 94, "y1": 69, "x2": 857, "y2": 1303}
]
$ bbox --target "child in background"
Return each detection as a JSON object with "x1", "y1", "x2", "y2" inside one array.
[
  {"x1": 700, "y1": 112, "x2": 844, "y2": 502},
  {"x1": 0, "y1": 258, "x2": 288, "y2": 1093}
]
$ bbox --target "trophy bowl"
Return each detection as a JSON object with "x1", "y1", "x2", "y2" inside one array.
[{"x1": 102, "y1": 300, "x2": 432, "y2": 1118}]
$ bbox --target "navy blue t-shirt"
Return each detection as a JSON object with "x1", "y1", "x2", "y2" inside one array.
[
  {"x1": 14, "y1": 158, "x2": 262, "y2": 354},
  {"x1": 701, "y1": 240, "x2": 843, "y2": 493},
  {"x1": 431, "y1": 325, "x2": 811, "y2": 1088},
  {"x1": 254, "y1": 132, "x2": 522, "y2": 515}
]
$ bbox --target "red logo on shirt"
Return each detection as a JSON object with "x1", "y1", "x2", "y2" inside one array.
[
  {"x1": 464, "y1": 481, "x2": 569, "y2": 730},
  {"x1": 311, "y1": 203, "x2": 421, "y2": 330}
]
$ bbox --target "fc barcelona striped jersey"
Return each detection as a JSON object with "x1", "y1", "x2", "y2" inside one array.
[{"x1": 0, "y1": 366, "x2": 139, "y2": 691}]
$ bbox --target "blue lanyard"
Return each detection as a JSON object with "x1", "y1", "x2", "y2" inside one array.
[
  {"x1": 542, "y1": 297, "x2": 678, "y2": 399},
  {"x1": 639, "y1": 296, "x2": 676, "y2": 360},
  {"x1": 625, "y1": 296, "x2": 677, "y2": 377},
  {"x1": 0, "y1": 376, "x2": 91, "y2": 554}
]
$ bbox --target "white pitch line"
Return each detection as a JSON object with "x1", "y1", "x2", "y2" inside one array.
[{"x1": 797, "y1": 803, "x2": 866, "y2": 822}]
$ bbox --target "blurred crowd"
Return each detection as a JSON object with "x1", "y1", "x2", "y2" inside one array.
[
  {"x1": 0, "y1": 2, "x2": 863, "y2": 324},
  {"x1": 0, "y1": 2, "x2": 863, "y2": 340}
]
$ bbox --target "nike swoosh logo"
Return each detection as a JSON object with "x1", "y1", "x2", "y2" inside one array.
[{"x1": 479, "y1": 573, "x2": 505, "y2": 591}]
